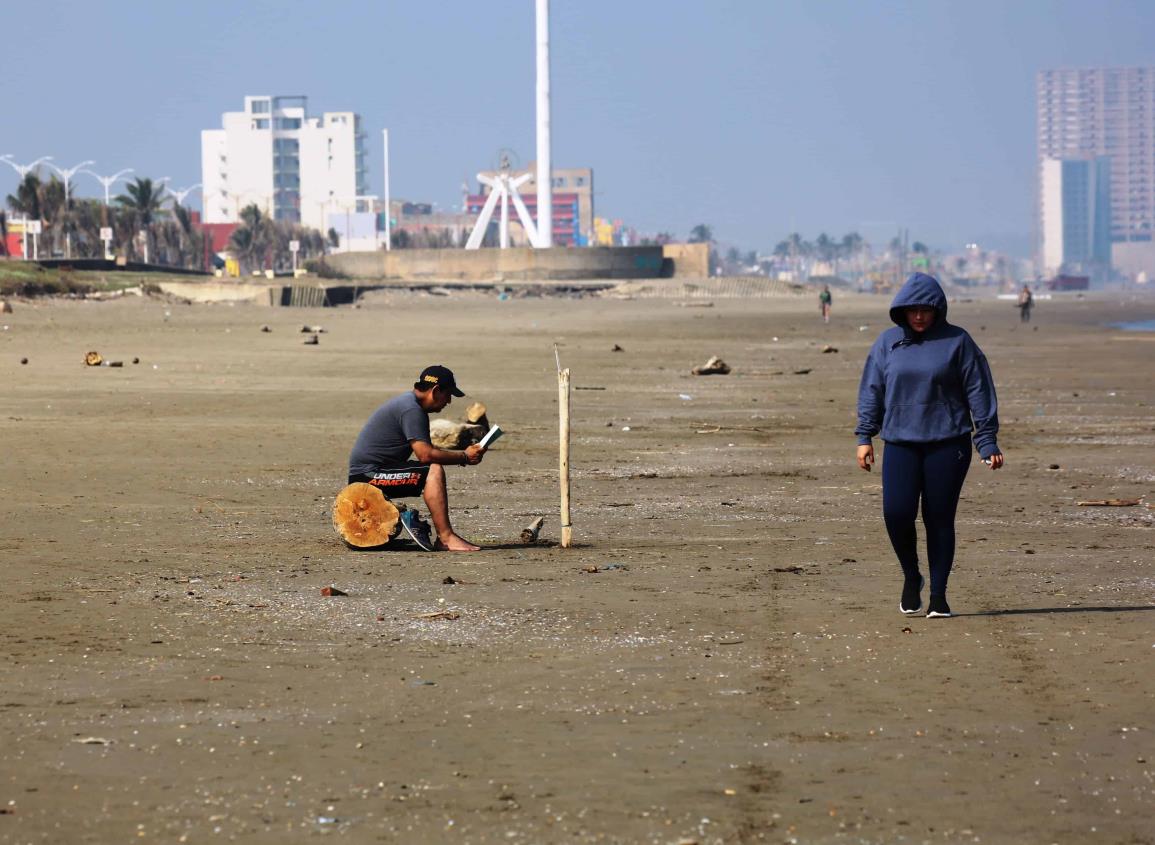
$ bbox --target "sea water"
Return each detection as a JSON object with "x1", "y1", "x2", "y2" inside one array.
[{"x1": 1112, "y1": 319, "x2": 1155, "y2": 332}]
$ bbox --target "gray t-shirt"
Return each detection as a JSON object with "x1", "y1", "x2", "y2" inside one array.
[{"x1": 348, "y1": 392, "x2": 431, "y2": 475}]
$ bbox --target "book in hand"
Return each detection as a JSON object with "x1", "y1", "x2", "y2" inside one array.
[{"x1": 478, "y1": 425, "x2": 503, "y2": 450}]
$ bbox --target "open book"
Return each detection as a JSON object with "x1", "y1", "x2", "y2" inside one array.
[{"x1": 478, "y1": 424, "x2": 504, "y2": 450}]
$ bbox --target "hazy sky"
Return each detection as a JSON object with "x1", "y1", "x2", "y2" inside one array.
[{"x1": 3, "y1": 1, "x2": 1153, "y2": 255}]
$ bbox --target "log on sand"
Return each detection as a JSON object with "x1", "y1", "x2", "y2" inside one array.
[
  {"x1": 333, "y1": 482, "x2": 401, "y2": 548},
  {"x1": 429, "y1": 401, "x2": 491, "y2": 449},
  {"x1": 520, "y1": 516, "x2": 545, "y2": 544}
]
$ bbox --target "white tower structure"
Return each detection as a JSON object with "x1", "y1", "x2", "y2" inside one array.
[
  {"x1": 465, "y1": 0, "x2": 553, "y2": 249},
  {"x1": 535, "y1": 0, "x2": 553, "y2": 248}
]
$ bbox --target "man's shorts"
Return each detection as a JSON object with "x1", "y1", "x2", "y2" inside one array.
[{"x1": 348, "y1": 463, "x2": 430, "y2": 499}]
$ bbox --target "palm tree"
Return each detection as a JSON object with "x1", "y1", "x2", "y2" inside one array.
[
  {"x1": 689, "y1": 223, "x2": 714, "y2": 244},
  {"x1": 115, "y1": 177, "x2": 169, "y2": 263}
]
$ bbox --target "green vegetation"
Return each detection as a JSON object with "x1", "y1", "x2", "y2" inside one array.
[{"x1": 0, "y1": 263, "x2": 176, "y2": 298}]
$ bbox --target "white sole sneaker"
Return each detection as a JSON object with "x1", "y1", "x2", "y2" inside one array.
[
  {"x1": 399, "y1": 511, "x2": 435, "y2": 552},
  {"x1": 900, "y1": 576, "x2": 925, "y2": 615}
]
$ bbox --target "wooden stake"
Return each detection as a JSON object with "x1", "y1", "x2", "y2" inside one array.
[{"x1": 558, "y1": 365, "x2": 573, "y2": 548}]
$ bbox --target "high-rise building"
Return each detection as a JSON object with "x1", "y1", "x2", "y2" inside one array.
[
  {"x1": 201, "y1": 96, "x2": 369, "y2": 232},
  {"x1": 1037, "y1": 67, "x2": 1155, "y2": 277},
  {"x1": 1040, "y1": 156, "x2": 1112, "y2": 276}
]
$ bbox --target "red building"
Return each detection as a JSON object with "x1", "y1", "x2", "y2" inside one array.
[{"x1": 464, "y1": 191, "x2": 583, "y2": 246}]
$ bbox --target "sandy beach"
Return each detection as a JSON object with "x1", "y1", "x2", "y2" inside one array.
[{"x1": 1, "y1": 286, "x2": 1153, "y2": 844}]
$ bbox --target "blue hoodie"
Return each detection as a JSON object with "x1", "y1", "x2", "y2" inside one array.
[{"x1": 855, "y1": 273, "x2": 1000, "y2": 458}]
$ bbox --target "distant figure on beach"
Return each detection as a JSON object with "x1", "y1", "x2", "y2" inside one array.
[
  {"x1": 1018, "y1": 284, "x2": 1034, "y2": 323},
  {"x1": 348, "y1": 365, "x2": 485, "y2": 552},
  {"x1": 819, "y1": 285, "x2": 833, "y2": 323},
  {"x1": 854, "y1": 273, "x2": 1003, "y2": 618}
]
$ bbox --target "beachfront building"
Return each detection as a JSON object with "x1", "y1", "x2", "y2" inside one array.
[
  {"x1": 1039, "y1": 156, "x2": 1112, "y2": 277},
  {"x1": 1037, "y1": 67, "x2": 1155, "y2": 277},
  {"x1": 201, "y1": 96, "x2": 370, "y2": 233}
]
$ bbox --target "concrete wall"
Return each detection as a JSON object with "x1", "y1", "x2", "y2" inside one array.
[
  {"x1": 323, "y1": 246, "x2": 666, "y2": 281},
  {"x1": 662, "y1": 243, "x2": 711, "y2": 278},
  {"x1": 158, "y1": 281, "x2": 279, "y2": 304}
]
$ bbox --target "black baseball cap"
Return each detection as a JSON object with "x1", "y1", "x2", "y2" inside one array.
[{"x1": 415, "y1": 364, "x2": 465, "y2": 396}]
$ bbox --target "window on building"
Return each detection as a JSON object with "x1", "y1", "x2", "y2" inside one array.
[
  {"x1": 252, "y1": 118, "x2": 270, "y2": 130},
  {"x1": 251, "y1": 100, "x2": 270, "y2": 114},
  {"x1": 575, "y1": 176, "x2": 586, "y2": 186},
  {"x1": 274, "y1": 117, "x2": 302, "y2": 130}
]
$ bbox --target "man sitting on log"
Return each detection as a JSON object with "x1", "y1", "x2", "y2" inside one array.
[{"x1": 347, "y1": 365, "x2": 484, "y2": 552}]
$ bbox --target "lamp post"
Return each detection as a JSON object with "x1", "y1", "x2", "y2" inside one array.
[
  {"x1": 166, "y1": 183, "x2": 202, "y2": 207},
  {"x1": 48, "y1": 160, "x2": 94, "y2": 258},
  {"x1": 80, "y1": 168, "x2": 133, "y2": 260},
  {"x1": 1, "y1": 155, "x2": 54, "y2": 259}
]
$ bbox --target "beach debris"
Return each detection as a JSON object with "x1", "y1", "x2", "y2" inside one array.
[
  {"x1": 621, "y1": 425, "x2": 631, "y2": 431},
  {"x1": 1076, "y1": 498, "x2": 1141, "y2": 507},
  {"x1": 84, "y1": 351, "x2": 103, "y2": 366},
  {"x1": 1048, "y1": 464, "x2": 1061, "y2": 470},
  {"x1": 321, "y1": 586, "x2": 348, "y2": 597},
  {"x1": 676, "y1": 301, "x2": 714, "y2": 308},
  {"x1": 520, "y1": 516, "x2": 545, "y2": 544},
  {"x1": 793, "y1": 368, "x2": 812, "y2": 375},
  {"x1": 602, "y1": 563, "x2": 629, "y2": 571},
  {"x1": 901, "y1": 626, "x2": 913, "y2": 634},
  {"x1": 415, "y1": 610, "x2": 460, "y2": 621},
  {"x1": 772, "y1": 565, "x2": 804, "y2": 574},
  {"x1": 104, "y1": 360, "x2": 124, "y2": 368},
  {"x1": 575, "y1": 385, "x2": 606, "y2": 391},
  {"x1": 692, "y1": 356, "x2": 731, "y2": 375},
  {"x1": 72, "y1": 737, "x2": 112, "y2": 745},
  {"x1": 303, "y1": 334, "x2": 319, "y2": 345},
  {"x1": 612, "y1": 343, "x2": 624, "y2": 352},
  {"x1": 260, "y1": 325, "x2": 272, "y2": 332},
  {"x1": 679, "y1": 393, "x2": 693, "y2": 400},
  {"x1": 300, "y1": 325, "x2": 326, "y2": 333},
  {"x1": 442, "y1": 576, "x2": 457, "y2": 585},
  {"x1": 132, "y1": 357, "x2": 140, "y2": 364},
  {"x1": 20, "y1": 357, "x2": 28, "y2": 365},
  {"x1": 821, "y1": 345, "x2": 839, "y2": 353},
  {"x1": 858, "y1": 325, "x2": 869, "y2": 331},
  {"x1": 0, "y1": 301, "x2": 12, "y2": 313}
]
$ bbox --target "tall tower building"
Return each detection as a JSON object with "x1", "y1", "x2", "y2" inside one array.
[
  {"x1": 1037, "y1": 67, "x2": 1155, "y2": 277},
  {"x1": 201, "y1": 96, "x2": 369, "y2": 232}
]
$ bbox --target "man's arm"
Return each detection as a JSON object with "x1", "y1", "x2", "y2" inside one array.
[{"x1": 411, "y1": 440, "x2": 484, "y2": 466}]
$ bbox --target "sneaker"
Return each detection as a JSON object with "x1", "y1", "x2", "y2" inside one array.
[
  {"x1": 900, "y1": 575, "x2": 925, "y2": 615},
  {"x1": 399, "y1": 509, "x2": 435, "y2": 552},
  {"x1": 926, "y1": 594, "x2": 952, "y2": 618}
]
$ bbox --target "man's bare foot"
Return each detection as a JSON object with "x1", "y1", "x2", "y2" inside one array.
[{"x1": 435, "y1": 534, "x2": 482, "y2": 552}]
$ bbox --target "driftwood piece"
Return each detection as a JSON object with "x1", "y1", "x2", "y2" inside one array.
[
  {"x1": 0, "y1": 300, "x2": 12, "y2": 314},
  {"x1": 692, "y1": 356, "x2": 730, "y2": 375},
  {"x1": 466, "y1": 401, "x2": 488, "y2": 425},
  {"x1": 333, "y1": 482, "x2": 401, "y2": 548},
  {"x1": 520, "y1": 516, "x2": 545, "y2": 544},
  {"x1": 1076, "y1": 498, "x2": 1141, "y2": 507}
]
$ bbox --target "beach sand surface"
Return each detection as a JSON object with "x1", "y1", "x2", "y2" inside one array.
[{"x1": 1, "y1": 289, "x2": 1153, "y2": 843}]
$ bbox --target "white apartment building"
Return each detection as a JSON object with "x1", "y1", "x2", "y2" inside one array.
[
  {"x1": 1037, "y1": 67, "x2": 1155, "y2": 277},
  {"x1": 201, "y1": 95, "x2": 369, "y2": 233}
]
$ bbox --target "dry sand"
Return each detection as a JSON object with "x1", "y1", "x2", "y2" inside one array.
[{"x1": 1, "y1": 287, "x2": 1153, "y2": 844}]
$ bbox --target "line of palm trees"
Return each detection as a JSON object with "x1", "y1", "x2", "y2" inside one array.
[
  {"x1": 3, "y1": 170, "x2": 202, "y2": 267},
  {"x1": 2, "y1": 169, "x2": 329, "y2": 273}
]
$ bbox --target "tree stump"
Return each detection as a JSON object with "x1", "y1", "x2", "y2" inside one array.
[{"x1": 333, "y1": 483, "x2": 401, "y2": 548}]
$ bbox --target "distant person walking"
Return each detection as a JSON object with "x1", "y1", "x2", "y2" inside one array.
[
  {"x1": 819, "y1": 285, "x2": 833, "y2": 323},
  {"x1": 1017, "y1": 284, "x2": 1034, "y2": 323},
  {"x1": 855, "y1": 273, "x2": 1003, "y2": 618}
]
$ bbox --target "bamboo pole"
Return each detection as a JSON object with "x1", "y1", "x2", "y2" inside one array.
[{"x1": 558, "y1": 365, "x2": 572, "y2": 548}]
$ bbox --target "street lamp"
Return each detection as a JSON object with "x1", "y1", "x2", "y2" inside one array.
[
  {"x1": 48, "y1": 160, "x2": 95, "y2": 259},
  {"x1": 80, "y1": 168, "x2": 133, "y2": 259},
  {"x1": 1, "y1": 155, "x2": 54, "y2": 260},
  {"x1": 166, "y1": 183, "x2": 202, "y2": 207},
  {"x1": 80, "y1": 168, "x2": 133, "y2": 206}
]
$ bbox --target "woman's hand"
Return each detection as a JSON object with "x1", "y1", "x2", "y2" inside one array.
[
  {"x1": 983, "y1": 452, "x2": 1004, "y2": 470},
  {"x1": 857, "y1": 444, "x2": 874, "y2": 472}
]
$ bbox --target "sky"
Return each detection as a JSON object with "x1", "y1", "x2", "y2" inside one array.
[{"x1": 3, "y1": 0, "x2": 1153, "y2": 257}]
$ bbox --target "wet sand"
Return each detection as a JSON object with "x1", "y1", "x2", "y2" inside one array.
[{"x1": 1, "y1": 288, "x2": 1153, "y2": 844}]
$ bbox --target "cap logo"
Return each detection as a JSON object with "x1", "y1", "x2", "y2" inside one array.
[{"x1": 423, "y1": 375, "x2": 439, "y2": 384}]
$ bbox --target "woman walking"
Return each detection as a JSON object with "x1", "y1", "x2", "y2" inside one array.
[{"x1": 855, "y1": 273, "x2": 1003, "y2": 618}]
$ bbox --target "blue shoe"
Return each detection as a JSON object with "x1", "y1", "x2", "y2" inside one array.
[
  {"x1": 900, "y1": 575, "x2": 925, "y2": 615},
  {"x1": 399, "y1": 509, "x2": 435, "y2": 552}
]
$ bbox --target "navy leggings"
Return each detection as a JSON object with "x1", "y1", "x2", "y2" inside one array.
[{"x1": 881, "y1": 434, "x2": 972, "y2": 595}]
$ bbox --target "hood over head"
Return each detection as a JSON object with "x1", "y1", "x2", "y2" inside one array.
[{"x1": 889, "y1": 272, "x2": 948, "y2": 328}]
